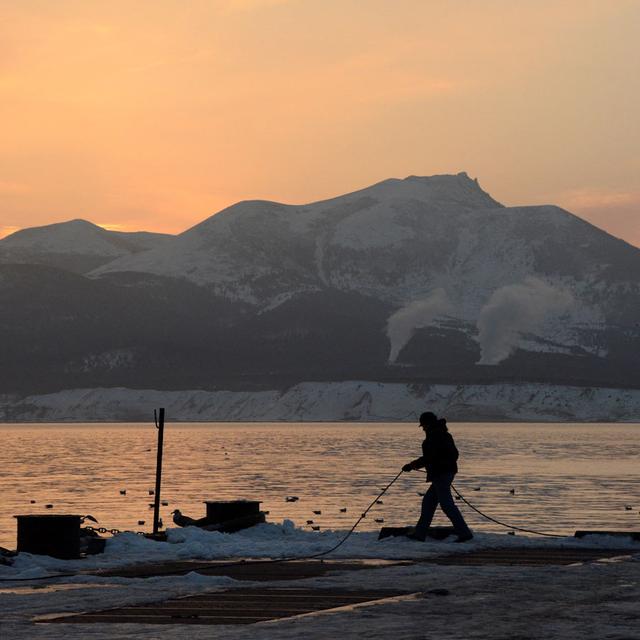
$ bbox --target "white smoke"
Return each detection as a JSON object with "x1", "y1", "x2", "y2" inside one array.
[
  {"x1": 477, "y1": 277, "x2": 573, "y2": 365},
  {"x1": 387, "y1": 289, "x2": 452, "y2": 363}
]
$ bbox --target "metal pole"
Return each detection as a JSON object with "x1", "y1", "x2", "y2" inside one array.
[{"x1": 152, "y1": 407, "x2": 165, "y2": 536}]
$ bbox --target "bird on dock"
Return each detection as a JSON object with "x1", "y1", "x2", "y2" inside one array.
[
  {"x1": 339, "y1": 508, "x2": 347, "y2": 513},
  {"x1": 285, "y1": 496, "x2": 299, "y2": 502},
  {"x1": 375, "y1": 518, "x2": 384, "y2": 523},
  {"x1": 161, "y1": 501, "x2": 169, "y2": 506},
  {"x1": 119, "y1": 490, "x2": 127, "y2": 495},
  {"x1": 306, "y1": 520, "x2": 314, "y2": 525},
  {"x1": 376, "y1": 500, "x2": 384, "y2": 505},
  {"x1": 30, "y1": 500, "x2": 36, "y2": 504},
  {"x1": 509, "y1": 489, "x2": 515, "y2": 495},
  {"x1": 312, "y1": 510, "x2": 322, "y2": 515},
  {"x1": 45, "y1": 504, "x2": 53, "y2": 509},
  {"x1": 625, "y1": 505, "x2": 633, "y2": 511},
  {"x1": 171, "y1": 509, "x2": 200, "y2": 528},
  {"x1": 311, "y1": 526, "x2": 320, "y2": 531},
  {"x1": 473, "y1": 487, "x2": 481, "y2": 491},
  {"x1": 148, "y1": 490, "x2": 155, "y2": 496},
  {"x1": 138, "y1": 520, "x2": 145, "y2": 526}
]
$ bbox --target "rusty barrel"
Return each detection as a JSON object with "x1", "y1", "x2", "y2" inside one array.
[{"x1": 15, "y1": 514, "x2": 81, "y2": 559}]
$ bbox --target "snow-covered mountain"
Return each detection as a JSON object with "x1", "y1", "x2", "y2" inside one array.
[
  {"x1": 91, "y1": 172, "x2": 639, "y2": 365},
  {"x1": 92, "y1": 173, "x2": 504, "y2": 306},
  {"x1": 0, "y1": 219, "x2": 172, "y2": 273},
  {"x1": 1, "y1": 173, "x2": 639, "y2": 409}
]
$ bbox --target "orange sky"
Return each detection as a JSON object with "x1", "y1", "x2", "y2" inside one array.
[{"x1": 1, "y1": 0, "x2": 639, "y2": 245}]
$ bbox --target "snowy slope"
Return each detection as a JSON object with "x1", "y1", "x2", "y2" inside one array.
[
  {"x1": 0, "y1": 219, "x2": 172, "y2": 273},
  {"x1": 91, "y1": 173, "x2": 504, "y2": 306}
]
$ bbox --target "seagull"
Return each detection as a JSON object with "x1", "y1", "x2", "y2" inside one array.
[
  {"x1": 171, "y1": 509, "x2": 205, "y2": 528},
  {"x1": 80, "y1": 515, "x2": 98, "y2": 524}
]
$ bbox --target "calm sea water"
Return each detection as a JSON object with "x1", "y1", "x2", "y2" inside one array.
[{"x1": 0, "y1": 423, "x2": 638, "y2": 549}]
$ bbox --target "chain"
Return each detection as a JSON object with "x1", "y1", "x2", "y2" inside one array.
[{"x1": 83, "y1": 525, "x2": 147, "y2": 536}]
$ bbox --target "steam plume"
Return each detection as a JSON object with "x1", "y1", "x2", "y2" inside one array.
[
  {"x1": 387, "y1": 289, "x2": 451, "y2": 363},
  {"x1": 477, "y1": 277, "x2": 573, "y2": 365}
]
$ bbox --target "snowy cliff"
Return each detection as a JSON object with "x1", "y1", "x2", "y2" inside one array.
[{"x1": 3, "y1": 382, "x2": 640, "y2": 422}]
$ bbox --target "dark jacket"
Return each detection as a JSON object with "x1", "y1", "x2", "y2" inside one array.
[{"x1": 409, "y1": 419, "x2": 459, "y2": 481}]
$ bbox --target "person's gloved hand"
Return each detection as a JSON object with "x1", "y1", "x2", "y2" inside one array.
[{"x1": 402, "y1": 463, "x2": 413, "y2": 472}]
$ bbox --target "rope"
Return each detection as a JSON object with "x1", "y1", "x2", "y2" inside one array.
[
  {"x1": 450, "y1": 483, "x2": 565, "y2": 538},
  {"x1": 412, "y1": 467, "x2": 564, "y2": 537}
]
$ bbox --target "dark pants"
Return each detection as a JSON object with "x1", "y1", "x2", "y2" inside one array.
[{"x1": 415, "y1": 472, "x2": 472, "y2": 538}]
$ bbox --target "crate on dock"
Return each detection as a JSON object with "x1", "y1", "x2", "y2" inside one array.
[{"x1": 204, "y1": 500, "x2": 261, "y2": 524}]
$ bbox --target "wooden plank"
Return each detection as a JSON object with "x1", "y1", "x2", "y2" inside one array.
[
  {"x1": 429, "y1": 547, "x2": 630, "y2": 566},
  {"x1": 42, "y1": 587, "x2": 408, "y2": 625}
]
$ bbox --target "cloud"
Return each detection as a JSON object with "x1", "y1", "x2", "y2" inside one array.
[
  {"x1": 0, "y1": 181, "x2": 29, "y2": 194},
  {"x1": 560, "y1": 187, "x2": 640, "y2": 211},
  {"x1": 557, "y1": 188, "x2": 640, "y2": 248},
  {"x1": 96, "y1": 222, "x2": 128, "y2": 231},
  {"x1": 387, "y1": 289, "x2": 451, "y2": 363},
  {"x1": 476, "y1": 277, "x2": 573, "y2": 365},
  {"x1": 219, "y1": 0, "x2": 293, "y2": 12},
  {"x1": 0, "y1": 226, "x2": 20, "y2": 239}
]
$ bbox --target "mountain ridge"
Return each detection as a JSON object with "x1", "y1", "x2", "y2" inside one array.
[{"x1": 1, "y1": 173, "x2": 639, "y2": 404}]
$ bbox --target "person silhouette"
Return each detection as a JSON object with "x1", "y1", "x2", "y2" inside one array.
[{"x1": 403, "y1": 411, "x2": 473, "y2": 542}]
